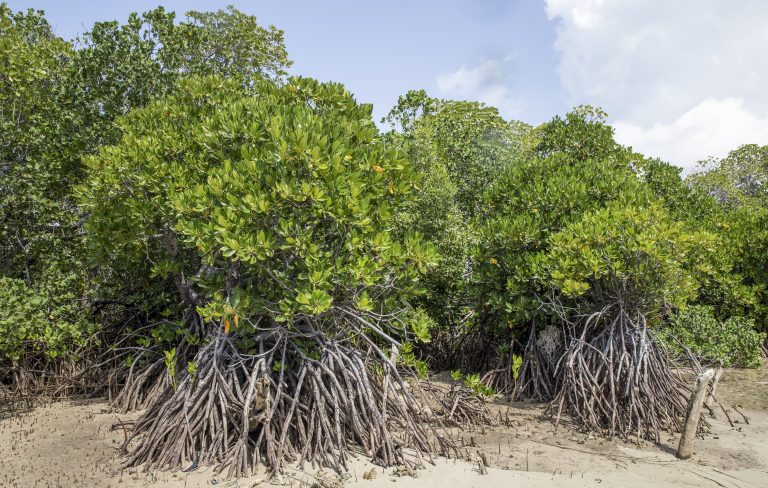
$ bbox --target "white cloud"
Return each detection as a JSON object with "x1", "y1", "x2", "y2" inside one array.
[
  {"x1": 436, "y1": 59, "x2": 522, "y2": 118},
  {"x1": 545, "y1": 0, "x2": 606, "y2": 30},
  {"x1": 615, "y1": 98, "x2": 768, "y2": 173},
  {"x1": 545, "y1": 0, "x2": 768, "y2": 170}
]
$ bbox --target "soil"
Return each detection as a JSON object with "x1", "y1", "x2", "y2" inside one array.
[{"x1": 1, "y1": 365, "x2": 767, "y2": 487}]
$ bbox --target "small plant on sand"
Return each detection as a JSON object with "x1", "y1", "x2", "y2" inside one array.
[{"x1": 451, "y1": 370, "x2": 495, "y2": 398}]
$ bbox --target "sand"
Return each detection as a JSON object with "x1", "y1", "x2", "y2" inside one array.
[{"x1": 1, "y1": 367, "x2": 767, "y2": 487}]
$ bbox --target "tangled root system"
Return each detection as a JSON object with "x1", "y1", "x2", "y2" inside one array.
[
  {"x1": 121, "y1": 314, "x2": 458, "y2": 478},
  {"x1": 548, "y1": 306, "x2": 697, "y2": 441}
]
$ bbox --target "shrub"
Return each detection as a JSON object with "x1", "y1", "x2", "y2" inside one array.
[
  {"x1": 476, "y1": 154, "x2": 651, "y2": 330},
  {"x1": 384, "y1": 92, "x2": 528, "y2": 363},
  {"x1": 663, "y1": 305, "x2": 765, "y2": 368},
  {"x1": 78, "y1": 75, "x2": 441, "y2": 475},
  {"x1": 535, "y1": 203, "x2": 716, "y2": 440},
  {"x1": 0, "y1": 5, "x2": 295, "y2": 391},
  {"x1": 0, "y1": 277, "x2": 96, "y2": 362}
]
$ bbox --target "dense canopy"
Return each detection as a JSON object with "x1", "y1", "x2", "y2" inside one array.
[{"x1": 1, "y1": 2, "x2": 765, "y2": 480}]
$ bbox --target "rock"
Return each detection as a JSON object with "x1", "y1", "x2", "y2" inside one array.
[{"x1": 363, "y1": 468, "x2": 377, "y2": 480}]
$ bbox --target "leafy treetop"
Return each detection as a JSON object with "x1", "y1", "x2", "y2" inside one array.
[{"x1": 80, "y1": 76, "x2": 436, "y2": 338}]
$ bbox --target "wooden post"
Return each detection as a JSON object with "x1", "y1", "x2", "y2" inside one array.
[{"x1": 677, "y1": 368, "x2": 716, "y2": 460}]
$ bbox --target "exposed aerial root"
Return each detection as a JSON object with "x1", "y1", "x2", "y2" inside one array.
[
  {"x1": 428, "y1": 319, "x2": 502, "y2": 374},
  {"x1": 422, "y1": 381, "x2": 495, "y2": 427},
  {"x1": 548, "y1": 306, "x2": 700, "y2": 442},
  {"x1": 110, "y1": 355, "x2": 170, "y2": 412},
  {"x1": 122, "y1": 314, "x2": 458, "y2": 478},
  {"x1": 478, "y1": 339, "x2": 517, "y2": 397},
  {"x1": 510, "y1": 324, "x2": 560, "y2": 401},
  {"x1": 0, "y1": 352, "x2": 104, "y2": 416},
  {"x1": 479, "y1": 367, "x2": 513, "y2": 397}
]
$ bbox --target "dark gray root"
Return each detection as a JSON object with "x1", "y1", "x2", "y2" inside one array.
[
  {"x1": 511, "y1": 323, "x2": 561, "y2": 401},
  {"x1": 547, "y1": 306, "x2": 701, "y2": 442},
  {"x1": 421, "y1": 381, "x2": 495, "y2": 427},
  {"x1": 479, "y1": 339, "x2": 516, "y2": 397},
  {"x1": 0, "y1": 352, "x2": 104, "y2": 416},
  {"x1": 478, "y1": 323, "x2": 562, "y2": 401},
  {"x1": 109, "y1": 355, "x2": 170, "y2": 412},
  {"x1": 121, "y1": 316, "x2": 459, "y2": 478}
]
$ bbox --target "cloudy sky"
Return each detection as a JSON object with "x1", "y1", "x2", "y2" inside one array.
[{"x1": 9, "y1": 0, "x2": 767, "y2": 172}]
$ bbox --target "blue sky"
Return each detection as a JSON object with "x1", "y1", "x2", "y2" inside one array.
[
  {"x1": 7, "y1": 0, "x2": 564, "y2": 123},
  {"x1": 7, "y1": 1, "x2": 768, "y2": 171}
]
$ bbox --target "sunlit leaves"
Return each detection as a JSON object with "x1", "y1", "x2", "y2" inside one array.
[
  {"x1": 80, "y1": 75, "x2": 436, "y2": 330},
  {"x1": 475, "y1": 111, "x2": 651, "y2": 330},
  {"x1": 545, "y1": 203, "x2": 708, "y2": 317}
]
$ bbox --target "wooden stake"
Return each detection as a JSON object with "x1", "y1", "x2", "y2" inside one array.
[{"x1": 677, "y1": 368, "x2": 715, "y2": 460}]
